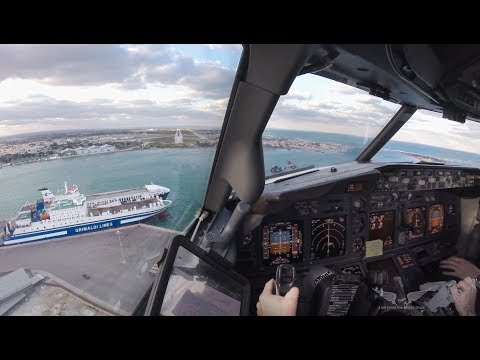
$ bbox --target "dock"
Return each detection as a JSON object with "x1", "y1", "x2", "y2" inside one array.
[{"x1": 0, "y1": 223, "x2": 180, "y2": 315}]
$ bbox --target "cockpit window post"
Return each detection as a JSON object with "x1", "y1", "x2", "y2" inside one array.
[{"x1": 356, "y1": 104, "x2": 417, "y2": 162}]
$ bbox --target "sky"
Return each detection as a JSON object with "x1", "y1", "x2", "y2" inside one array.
[{"x1": 0, "y1": 44, "x2": 479, "y2": 153}]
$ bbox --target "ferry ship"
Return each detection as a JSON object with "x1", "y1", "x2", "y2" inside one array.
[{"x1": 2, "y1": 182, "x2": 172, "y2": 246}]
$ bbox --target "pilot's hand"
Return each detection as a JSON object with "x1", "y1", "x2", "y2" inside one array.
[
  {"x1": 450, "y1": 277, "x2": 477, "y2": 316},
  {"x1": 256, "y1": 279, "x2": 299, "y2": 316},
  {"x1": 439, "y1": 256, "x2": 480, "y2": 280}
]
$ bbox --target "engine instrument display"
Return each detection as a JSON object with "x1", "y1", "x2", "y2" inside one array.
[
  {"x1": 405, "y1": 207, "x2": 426, "y2": 241},
  {"x1": 262, "y1": 222, "x2": 303, "y2": 266},
  {"x1": 429, "y1": 204, "x2": 445, "y2": 234},
  {"x1": 369, "y1": 211, "x2": 395, "y2": 247},
  {"x1": 311, "y1": 216, "x2": 346, "y2": 260}
]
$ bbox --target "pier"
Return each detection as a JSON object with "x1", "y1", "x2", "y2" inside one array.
[{"x1": 0, "y1": 223, "x2": 179, "y2": 315}]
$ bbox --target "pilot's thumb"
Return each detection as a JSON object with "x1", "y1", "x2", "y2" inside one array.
[{"x1": 283, "y1": 287, "x2": 299, "y2": 316}]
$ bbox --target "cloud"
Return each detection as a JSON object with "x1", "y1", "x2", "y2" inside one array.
[
  {"x1": 0, "y1": 44, "x2": 236, "y2": 99},
  {"x1": 392, "y1": 109, "x2": 480, "y2": 152},
  {"x1": 145, "y1": 57, "x2": 236, "y2": 99},
  {"x1": 272, "y1": 92, "x2": 398, "y2": 134},
  {"x1": 0, "y1": 95, "x2": 223, "y2": 135},
  {"x1": 284, "y1": 91, "x2": 313, "y2": 101},
  {"x1": 205, "y1": 44, "x2": 243, "y2": 51},
  {"x1": 0, "y1": 45, "x2": 144, "y2": 86}
]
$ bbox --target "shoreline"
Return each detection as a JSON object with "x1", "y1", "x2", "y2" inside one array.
[
  {"x1": 0, "y1": 140, "x2": 353, "y2": 170},
  {"x1": 0, "y1": 146, "x2": 215, "y2": 169},
  {"x1": 393, "y1": 150, "x2": 446, "y2": 163}
]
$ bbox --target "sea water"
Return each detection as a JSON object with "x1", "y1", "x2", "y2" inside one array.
[{"x1": 1, "y1": 130, "x2": 479, "y2": 231}]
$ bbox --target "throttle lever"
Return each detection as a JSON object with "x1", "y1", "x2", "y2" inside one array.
[{"x1": 275, "y1": 264, "x2": 296, "y2": 296}]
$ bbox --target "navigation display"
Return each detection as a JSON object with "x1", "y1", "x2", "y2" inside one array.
[
  {"x1": 311, "y1": 216, "x2": 346, "y2": 260},
  {"x1": 369, "y1": 211, "x2": 395, "y2": 247},
  {"x1": 262, "y1": 222, "x2": 303, "y2": 266},
  {"x1": 429, "y1": 204, "x2": 445, "y2": 234},
  {"x1": 406, "y1": 207, "x2": 426, "y2": 241}
]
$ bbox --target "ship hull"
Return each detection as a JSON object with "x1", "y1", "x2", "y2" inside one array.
[{"x1": 3, "y1": 207, "x2": 168, "y2": 246}]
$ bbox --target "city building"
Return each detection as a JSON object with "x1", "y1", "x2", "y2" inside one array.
[
  {"x1": 60, "y1": 148, "x2": 75, "y2": 156},
  {"x1": 75, "y1": 147, "x2": 89, "y2": 155},
  {"x1": 99, "y1": 144, "x2": 115, "y2": 153},
  {"x1": 75, "y1": 145, "x2": 116, "y2": 156}
]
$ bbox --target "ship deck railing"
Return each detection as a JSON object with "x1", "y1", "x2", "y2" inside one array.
[
  {"x1": 87, "y1": 198, "x2": 165, "y2": 217},
  {"x1": 85, "y1": 187, "x2": 166, "y2": 203}
]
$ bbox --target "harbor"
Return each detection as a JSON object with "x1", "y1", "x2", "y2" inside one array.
[{"x1": 0, "y1": 223, "x2": 179, "y2": 315}]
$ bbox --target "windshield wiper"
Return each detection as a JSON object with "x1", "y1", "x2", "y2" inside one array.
[
  {"x1": 265, "y1": 165, "x2": 315, "y2": 181},
  {"x1": 272, "y1": 168, "x2": 319, "y2": 183},
  {"x1": 416, "y1": 160, "x2": 445, "y2": 165}
]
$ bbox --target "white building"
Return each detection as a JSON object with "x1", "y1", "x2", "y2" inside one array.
[
  {"x1": 75, "y1": 147, "x2": 89, "y2": 155},
  {"x1": 87, "y1": 145, "x2": 101, "y2": 154},
  {"x1": 175, "y1": 129, "x2": 183, "y2": 144},
  {"x1": 75, "y1": 145, "x2": 116, "y2": 156},
  {"x1": 99, "y1": 144, "x2": 116, "y2": 153}
]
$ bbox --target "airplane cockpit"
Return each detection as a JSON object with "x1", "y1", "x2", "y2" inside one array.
[{"x1": 141, "y1": 44, "x2": 480, "y2": 316}]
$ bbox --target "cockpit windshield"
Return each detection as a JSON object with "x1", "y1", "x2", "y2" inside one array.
[
  {"x1": 263, "y1": 74, "x2": 401, "y2": 176},
  {"x1": 0, "y1": 44, "x2": 242, "y2": 316},
  {"x1": 372, "y1": 109, "x2": 480, "y2": 167}
]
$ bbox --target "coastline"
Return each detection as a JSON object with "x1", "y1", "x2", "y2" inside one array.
[{"x1": 393, "y1": 150, "x2": 446, "y2": 163}]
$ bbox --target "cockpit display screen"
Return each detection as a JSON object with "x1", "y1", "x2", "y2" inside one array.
[
  {"x1": 347, "y1": 183, "x2": 364, "y2": 193},
  {"x1": 262, "y1": 222, "x2": 303, "y2": 266},
  {"x1": 369, "y1": 211, "x2": 395, "y2": 247},
  {"x1": 405, "y1": 207, "x2": 426, "y2": 241},
  {"x1": 429, "y1": 204, "x2": 445, "y2": 234}
]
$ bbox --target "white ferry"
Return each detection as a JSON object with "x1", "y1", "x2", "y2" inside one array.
[{"x1": 2, "y1": 182, "x2": 172, "y2": 246}]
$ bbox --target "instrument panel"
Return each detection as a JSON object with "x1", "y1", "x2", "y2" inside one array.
[
  {"x1": 236, "y1": 165, "x2": 479, "y2": 275},
  {"x1": 247, "y1": 190, "x2": 460, "y2": 273},
  {"x1": 235, "y1": 164, "x2": 480, "y2": 316}
]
